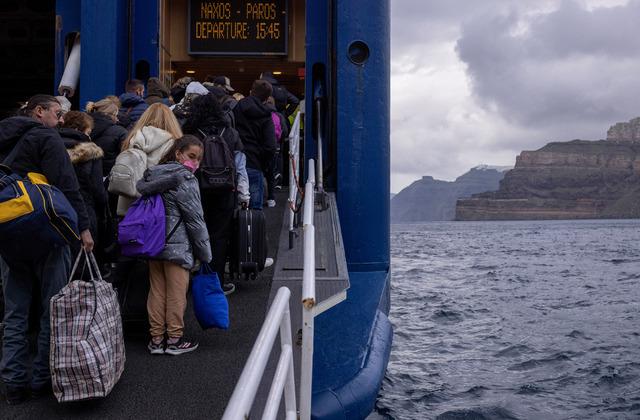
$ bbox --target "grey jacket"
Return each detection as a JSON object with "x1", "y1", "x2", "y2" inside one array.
[{"x1": 136, "y1": 162, "x2": 212, "y2": 269}]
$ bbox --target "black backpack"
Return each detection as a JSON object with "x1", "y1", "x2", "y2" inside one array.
[{"x1": 198, "y1": 128, "x2": 236, "y2": 192}]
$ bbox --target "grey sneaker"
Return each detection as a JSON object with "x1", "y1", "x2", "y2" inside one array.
[
  {"x1": 148, "y1": 338, "x2": 165, "y2": 355},
  {"x1": 165, "y1": 337, "x2": 199, "y2": 355}
]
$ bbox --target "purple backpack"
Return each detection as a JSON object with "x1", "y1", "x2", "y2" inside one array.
[{"x1": 118, "y1": 194, "x2": 166, "y2": 258}]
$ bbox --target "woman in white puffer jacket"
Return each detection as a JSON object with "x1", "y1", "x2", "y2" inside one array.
[{"x1": 111, "y1": 103, "x2": 183, "y2": 216}]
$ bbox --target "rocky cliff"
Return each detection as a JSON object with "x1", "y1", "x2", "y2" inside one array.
[
  {"x1": 391, "y1": 166, "x2": 508, "y2": 222},
  {"x1": 456, "y1": 118, "x2": 640, "y2": 220}
]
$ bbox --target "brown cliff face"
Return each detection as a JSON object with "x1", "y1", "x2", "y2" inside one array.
[
  {"x1": 456, "y1": 127, "x2": 640, "y2": 221},
  {"x1": 607, "y1": 117, "x2": 640, "y2": 143}
]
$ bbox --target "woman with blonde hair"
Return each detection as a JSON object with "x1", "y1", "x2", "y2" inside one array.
[
  {"x1": 111, "y1": 103, "x2": 183, "y2": 216},
  {"x1": 87, "y1": 98, "x2": 128, "y2": 176}
]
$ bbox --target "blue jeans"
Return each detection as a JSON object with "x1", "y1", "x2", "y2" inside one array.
[
  {"x1": 1, "y1": 245, "x2": 71, "y2": 388},
  {"x1": 247, "y1": 167, "x2": 264, "y2": 210}
]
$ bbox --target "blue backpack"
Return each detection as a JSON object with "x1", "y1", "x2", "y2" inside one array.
[
  {"x1": 118, "y1": 194, "x2": 167, "y2": 258},
  {"x1": 0, "y1": 166, "x2": 80, "y2": 260}
]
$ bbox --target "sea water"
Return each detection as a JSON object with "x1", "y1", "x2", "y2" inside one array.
[{"x1": 375, "y1": 219, "x2": 640, "y2": 420}]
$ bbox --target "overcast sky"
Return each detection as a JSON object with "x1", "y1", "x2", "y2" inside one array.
[{"x1": 390, "y1": 0, "x2": 640, "y2": 192}]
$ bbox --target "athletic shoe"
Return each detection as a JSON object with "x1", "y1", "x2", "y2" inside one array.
[
  {"x1": 267, "y1": 199, "x2": 276, "y2": 207},
  {"x1": 264, "y1": 257, "x2": 274, "y2": 268},
  {"x1": 165, "y1": 337, "x2": 199, "y2": 355},
  {"x1": 222, "y1": 283, "x2": 236, "y2": 296},
  {"x1": 147, "y1": 338, "x2": 165, "y2": 355}
]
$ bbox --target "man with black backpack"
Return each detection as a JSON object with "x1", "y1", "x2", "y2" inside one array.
[
  {"x1": 0, "y1": 95, "x2": 93, "y2": 404},
  {"x1": 183, "y1": 94, "x2": 247, "y2": 295}
]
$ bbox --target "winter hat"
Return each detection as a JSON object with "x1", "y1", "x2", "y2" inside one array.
[
  {"x1": 185, "y1": 81, "x2": 209, "y2": 96},
  {"x1": 213, "y1": 76, "x2": 235, "y2": 92},
  {"x1": 55, "y1": 96, "x2": 72, "y2": 114}
]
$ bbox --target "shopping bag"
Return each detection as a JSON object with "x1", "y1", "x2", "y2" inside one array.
[
  {"x1": 192, "y1": 263, "x2": 229, "y2": 330},
  {"x1": 50, "y1": 250, "x2": 126, "y2": 402}
]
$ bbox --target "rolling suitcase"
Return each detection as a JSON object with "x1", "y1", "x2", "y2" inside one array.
[{"x1": 234, "y1": 208, "x2": 268, "y2": 280}]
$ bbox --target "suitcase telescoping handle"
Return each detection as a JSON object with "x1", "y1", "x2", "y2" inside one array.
[{"x1": 68, "y1": 249, "x2": 104, "y2": 284}]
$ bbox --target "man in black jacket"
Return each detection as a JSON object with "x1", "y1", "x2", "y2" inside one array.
[
  {"x1": 233, "y1": 80, "x2": 277, "y2": 209},
  {"x1": 0, "y1": 95, "x2": 93, "y2": 405},
  {"x1": 260, "y1": 71, "x2": 300, "y2": 119}
]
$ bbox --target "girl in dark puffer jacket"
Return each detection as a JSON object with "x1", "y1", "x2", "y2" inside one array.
[{"x1": 136, "y1": 135, "x2": 212, "y2": 355}]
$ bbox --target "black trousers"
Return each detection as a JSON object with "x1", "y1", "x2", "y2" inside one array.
[{"x1": 202, "y1": 191, "x2": 236, "y2": 285}]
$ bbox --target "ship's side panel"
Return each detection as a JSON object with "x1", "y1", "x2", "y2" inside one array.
[
  {"x1": 311, "y1": 0, "x2": 392, "y2": 418},
  {"x1": 78, "y1": 0, "x2": 129, "y2": 107},
  {"x1": 131, "y1": 0, "x2": 160, "y2": 81}
]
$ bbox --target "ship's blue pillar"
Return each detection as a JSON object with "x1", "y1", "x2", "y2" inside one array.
[{"x1": 335, "y1": 1, "x2": 390, "y2": 272}]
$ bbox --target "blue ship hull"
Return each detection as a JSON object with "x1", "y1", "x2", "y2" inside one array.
[{"x1": 55, "y1": 1, "x2": 391, "y2": 418}]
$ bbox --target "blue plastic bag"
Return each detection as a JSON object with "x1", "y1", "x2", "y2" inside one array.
[{"x1": 192, "y1": 264, "x2": 229, "y2": 330}]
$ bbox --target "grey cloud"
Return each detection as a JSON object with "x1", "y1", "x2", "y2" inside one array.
[{"x1": 456, "y1": 0, "x2": 640, "y2": 131}]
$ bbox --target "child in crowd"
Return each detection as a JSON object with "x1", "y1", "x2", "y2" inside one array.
[{"x1": 136, "y1": 135, "x2": 211, "y2": 355}]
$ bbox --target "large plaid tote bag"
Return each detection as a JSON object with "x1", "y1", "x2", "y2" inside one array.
[{"x1": 50, "y1": 250, "x2": 126, "y2": 402}]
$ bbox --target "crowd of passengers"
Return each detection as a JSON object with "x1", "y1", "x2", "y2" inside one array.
[{"x1": 0, "y1": 73, "x2": 300, "y2": 405}]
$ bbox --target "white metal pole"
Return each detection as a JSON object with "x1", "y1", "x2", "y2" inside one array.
[
  {"x1": 280, "y1": 299, "x2": 297, "y2": 418},
  {"x1": 299, "y1": 306, "x2": 315, "y2": 420},
  {"x1": 261, "y1": 345, "x2": 293, "y2": 420},
  {"x1": 222, "y1": 287, "x2": 292, "y2": 420},
  {"x1": 302, "y1": 225, "x2": 315, "y2": 309}
]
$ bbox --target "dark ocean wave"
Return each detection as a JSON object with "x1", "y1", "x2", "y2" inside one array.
[{"x1": 376, "y1": 219, "x2": 640, "y2": 420}]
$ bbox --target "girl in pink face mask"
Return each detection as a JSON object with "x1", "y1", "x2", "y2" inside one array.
[
  {"x1": 137, "y1": 135, "x2": 212, "y2": 355},
  {"x1": 176, "y1": 143, "x2": 202, "y2": 172}
]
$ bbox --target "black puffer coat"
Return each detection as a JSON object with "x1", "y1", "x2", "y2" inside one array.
[
  {"x1": 136, "y1": 162, "x2": 212, "y2": 269},
  {"x1": 60, "y1": 128, "x2": 108, "y2": 236},
  {"x1": 90, "y1": 112, "x2": 127, "y2": 176},
  {"x1": 233, "y1": 95, "x2": 276, "y2": 172},
  {"x1": 0, "y1": 116, "x2": 90, "y2": 232}
]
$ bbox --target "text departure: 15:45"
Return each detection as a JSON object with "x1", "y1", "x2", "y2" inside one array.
[{"x1": 256, "y1": 22, "x2": 280, "y2": 40}]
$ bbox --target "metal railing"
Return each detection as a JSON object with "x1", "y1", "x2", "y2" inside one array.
[
  {"x1": 287, "y1": 111, "x2": 302, "y2": 235},
  {"x1": 300, "y1": 159, "x2": 316, "y2": 420},
  {"x1": 221, "y1": 287, "x2": 297, "y2": 420}
]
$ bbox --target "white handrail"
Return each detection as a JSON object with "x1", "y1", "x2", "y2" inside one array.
[
  {"x1": 287, "y1": 112, "x2": 302, "y2": 232},
  {"x1": 222, "y1": 287, "x2": 297, "y2": 420},
  {"x1": 299, "y1": 159, "x2": 317, "y2": 420}
]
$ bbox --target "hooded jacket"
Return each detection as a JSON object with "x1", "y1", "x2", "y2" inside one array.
[
  {"x1": 145, "y1": 77, "x2": 171, "y2": 106},
  {"x1": 136, "y1": 162, "x2": 211, "y2": 269},
  {"x1": 118, "y1": 93, "x2": 149, "y2": 128},
  {"x1": 90, "y1": 112, "x2": 127, "y2": 176},
  {"x1": 116, "y1": 126, "x2": 175, "y2": 216},
  {"x1": 0, "y1": 116, "x2": 90, "y2": 232},
  {"x1": 260, "y1": 72, "x2": 300, "y2": 118},
  {"x1": 233, "y1": 95, "x2": 277, "y2": 172},
  {"x1": 60, "y1": 128, "x2": 108, "y2": 234}
]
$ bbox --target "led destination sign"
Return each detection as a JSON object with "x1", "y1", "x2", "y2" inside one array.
[{"x1": 189, "y1": 0, "x2": 287, "y2": 55}]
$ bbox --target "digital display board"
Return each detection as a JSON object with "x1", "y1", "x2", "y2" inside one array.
[{"x1": 189, "y1": 1, "x2": 288, "y2": 55}]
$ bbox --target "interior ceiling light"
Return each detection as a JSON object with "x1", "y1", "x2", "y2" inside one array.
[
  {"x1": 186, "y1": 70, "x2": 196, "y2": 74},
  {"x1": 272, "y1": 71, "x2": 282, "y2": 75}
]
